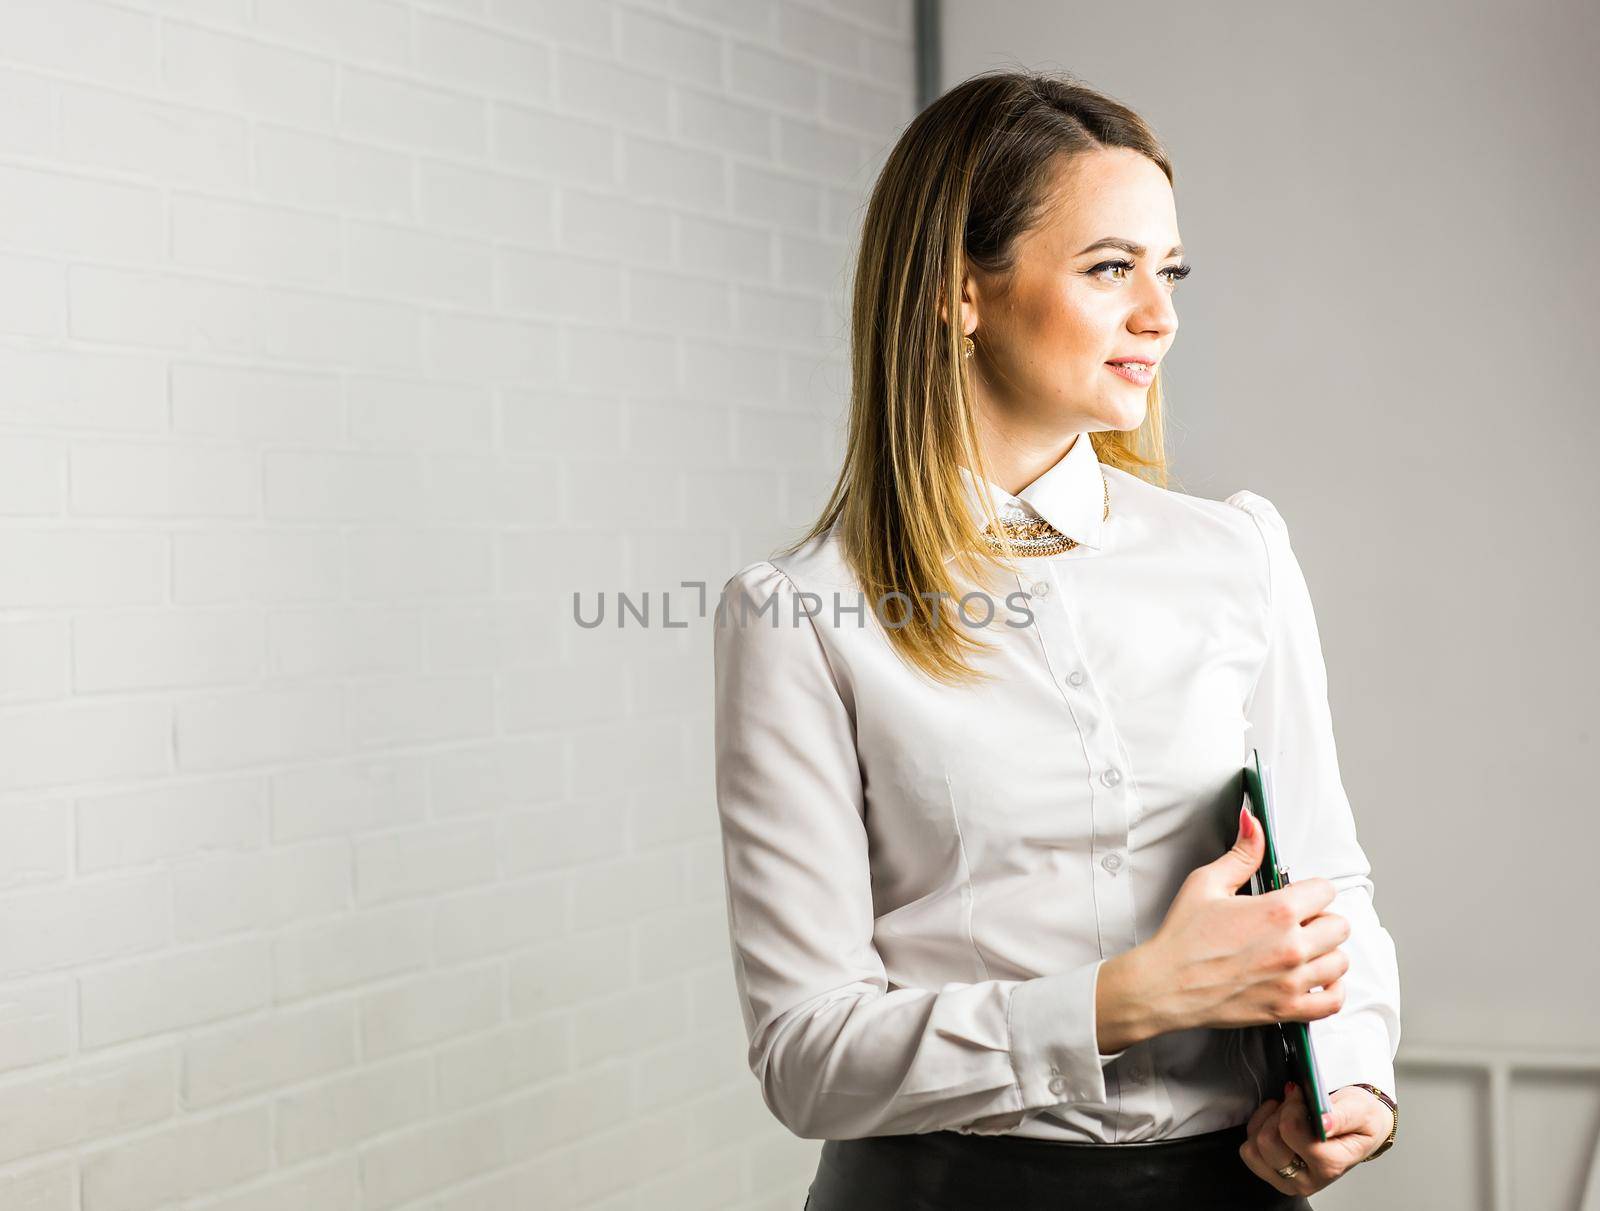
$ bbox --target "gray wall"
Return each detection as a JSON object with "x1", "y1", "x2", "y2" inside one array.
[{"x1": 942, "y1": 1, "x2": 1600, "y2": 1207}]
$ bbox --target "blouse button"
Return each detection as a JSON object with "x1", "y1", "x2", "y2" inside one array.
[
  {"x1": 1100, "y1": 767, "x2": 1121, "y2": 787},
  {"x1": 1048, "y1": 1075, "x2": 1070, "y2": 1096},
  {"x1": 1030, "y1": 580, "x2": 1050, "y2": 596},
  {"x1": 1066, "y1": 669, "x2": 1085, "y2": 687},
  {"x1": 1101, "y1": 852, "x2": 1123, "y2": 872}
]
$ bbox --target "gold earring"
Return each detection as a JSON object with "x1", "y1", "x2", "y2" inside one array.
[{"x1": 962, "y1": 335, "x2": 975, "y2": 360}]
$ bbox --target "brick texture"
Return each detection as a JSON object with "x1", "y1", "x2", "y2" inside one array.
[{"x1": 0, "y1": 1, "x2": 913, "y2": 1207}]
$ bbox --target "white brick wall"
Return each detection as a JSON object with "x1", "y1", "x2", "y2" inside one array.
[{"x1": 0, "y1": 1, "x2": 913, "y2": 1207}]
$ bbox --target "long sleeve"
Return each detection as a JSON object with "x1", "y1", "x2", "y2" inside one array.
[
  {"x1": 1227, "y1": 491, "x2": 1403, "y2": 1098},
  {"x1": 712, "y1": 559, "x2": 1119, "y2": 1140}
]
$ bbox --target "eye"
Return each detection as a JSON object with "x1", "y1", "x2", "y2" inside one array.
[{"x1": 1089, "y1": 259, "x2": 1192, "y2": 287}]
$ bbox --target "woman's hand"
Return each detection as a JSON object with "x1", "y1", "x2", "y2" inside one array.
[
  {"x1": 1239, "y1": 1082, "x2": 1393, "y2": 1195},
  {"x1": 1132, "y1": 804, "x2": 1351, "y2": 1037}
]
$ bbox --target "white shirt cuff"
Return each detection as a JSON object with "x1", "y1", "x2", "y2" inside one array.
[
  {"x1": 1311, "y1": 1010, "x2": 1397, "y2": 1097},
  {"x1": 1007, "y1": 957, "x2": 1119, "y2": 1108}
]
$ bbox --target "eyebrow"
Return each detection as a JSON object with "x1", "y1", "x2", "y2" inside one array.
[{"x1": 1077, "y1": 237, "x2": 1185, "y2": 259}]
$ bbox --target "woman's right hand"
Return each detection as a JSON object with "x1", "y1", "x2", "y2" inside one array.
[{"x1": 1123, "y1": 804, "x2": 1351, "y2": 1038}]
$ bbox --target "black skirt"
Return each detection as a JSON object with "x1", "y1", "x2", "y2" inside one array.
[{"x1": 803, "y1": 1120, "x2": 1314, "y2": 1210}]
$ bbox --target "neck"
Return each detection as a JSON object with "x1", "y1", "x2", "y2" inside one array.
[{"x1": 972, "y1": 430, "x2": 1083, "y2": 497}]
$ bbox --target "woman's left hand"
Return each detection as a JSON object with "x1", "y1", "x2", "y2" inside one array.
[{"x1": 1239, "y1": 1081, "x2": 1392, "y2": 1195}]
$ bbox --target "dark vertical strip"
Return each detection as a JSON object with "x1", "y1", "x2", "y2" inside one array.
[{"x1": 914, "y1": 0, "x2": 941, "y2": 110}]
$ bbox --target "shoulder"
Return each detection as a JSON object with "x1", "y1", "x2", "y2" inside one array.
[
  {"x1": 1223, "y1": 488, "x2": 1287, "y2": 534},
  {"x1": 1219, "y1": 488, "x2": 1293, "y2": 595},
  {"x1": 1109, "y1": 476, "x2": 1294, "y2": 622},
  {"x1": 1105, "y1": 466, "x2": 1277, "y2": 559},
  {"x1": 1101, "y1": 463, "x2": 1254, "y2": 526},
  {"x1": 1120, "y1": 472, "x2": 1281, "y2": 531},
  {"x1": 720, "y1": 526, "x2": 858, "y2": 611},
  {"x1": 1220, "y1": 491, "x2": 1319, "y2": 628},
  {"x1": 714, "y1": 541, "x2": 857, "y2": 705},
  {"x1": 716, "y1": 526, "x2": 856, "y2": 644},
  {"x1": 1222, "y1": 489, "x2": 1297, "y2": 576},
  {"x1": 719, "y1": 558, "x2": 787, "y2": 604},
  {"x1": 714, "y1": 559, "x2": 815, "y2": 671}
]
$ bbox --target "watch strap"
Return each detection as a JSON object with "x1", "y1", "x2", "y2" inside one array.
[{"x1": 1349, "y1": 1082, "x2": 1398, "y2": 1161}]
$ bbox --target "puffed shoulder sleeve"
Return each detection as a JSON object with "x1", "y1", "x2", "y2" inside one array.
[
  {"x1": 1225, "y1": 491, "x2": 1403, "y2": 1099},
  {"x1": 712, "y1": 559, "x2": 1120, "y2": 1139}
]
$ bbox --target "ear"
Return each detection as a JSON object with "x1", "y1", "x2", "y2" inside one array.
[{"x1": 936, "y1": 268, "x2": 979, "y2": 337}]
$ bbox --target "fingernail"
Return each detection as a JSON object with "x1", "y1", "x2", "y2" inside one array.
[{"x1": 1322, "y1": 1113, "x2": 1334, "y2": 1130}]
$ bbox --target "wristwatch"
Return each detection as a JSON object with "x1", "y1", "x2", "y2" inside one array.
[{"x1": 1348, "y1": 1083, "x2": 1398, "y2": 1160}]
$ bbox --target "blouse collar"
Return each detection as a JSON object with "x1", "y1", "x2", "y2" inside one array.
[{"x1": 957, "y1": 430, "x2": 1106, "y2": 551}]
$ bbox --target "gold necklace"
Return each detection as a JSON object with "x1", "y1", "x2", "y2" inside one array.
[{"x1": 979, "y1": 471, "x2": 1109, "y2": 557}]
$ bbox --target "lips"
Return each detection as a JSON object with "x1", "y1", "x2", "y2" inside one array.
[{"x1": 1105, "y1": 360, "x2": 1155, "y2": 385}]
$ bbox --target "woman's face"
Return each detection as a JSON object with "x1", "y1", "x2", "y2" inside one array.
[{"x1": 958, "y1": 147, "x2": 1184, "y2": 445}]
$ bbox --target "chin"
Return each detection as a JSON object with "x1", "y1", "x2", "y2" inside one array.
[{"x1": 1096, "y1": 396, "x2": 1148, "y2": 432}]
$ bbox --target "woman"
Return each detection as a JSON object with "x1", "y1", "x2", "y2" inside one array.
[{"x1": 711, "y1": 70, "x2": 1400, "y2": 1210}]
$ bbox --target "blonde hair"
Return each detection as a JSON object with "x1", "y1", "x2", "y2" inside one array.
[{"x1": 778, "y1": 69, "x2": 1179, "y2": 686}]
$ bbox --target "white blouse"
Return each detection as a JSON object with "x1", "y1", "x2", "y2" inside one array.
[{"x1": 710, "y1": 430, "x2": 1401, "y2": 1143}]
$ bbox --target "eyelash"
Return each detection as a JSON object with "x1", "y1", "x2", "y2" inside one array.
[{"x1": 1090, "y1": 259, "x2": 1192, "y2": 286}]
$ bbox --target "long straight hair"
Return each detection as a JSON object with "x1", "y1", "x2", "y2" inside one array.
[{"x1": 778, "y1": 69, "x2": 1177, "y2": 687}]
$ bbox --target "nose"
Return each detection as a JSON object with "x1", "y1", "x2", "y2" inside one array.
[{"x1": 1130, "y1": 276, "x2": 1179, "y2": 341}]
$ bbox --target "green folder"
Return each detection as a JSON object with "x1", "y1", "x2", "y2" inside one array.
[{"x1": 1240, "y1": 747, "x2": 1330, "y2": 1142}]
